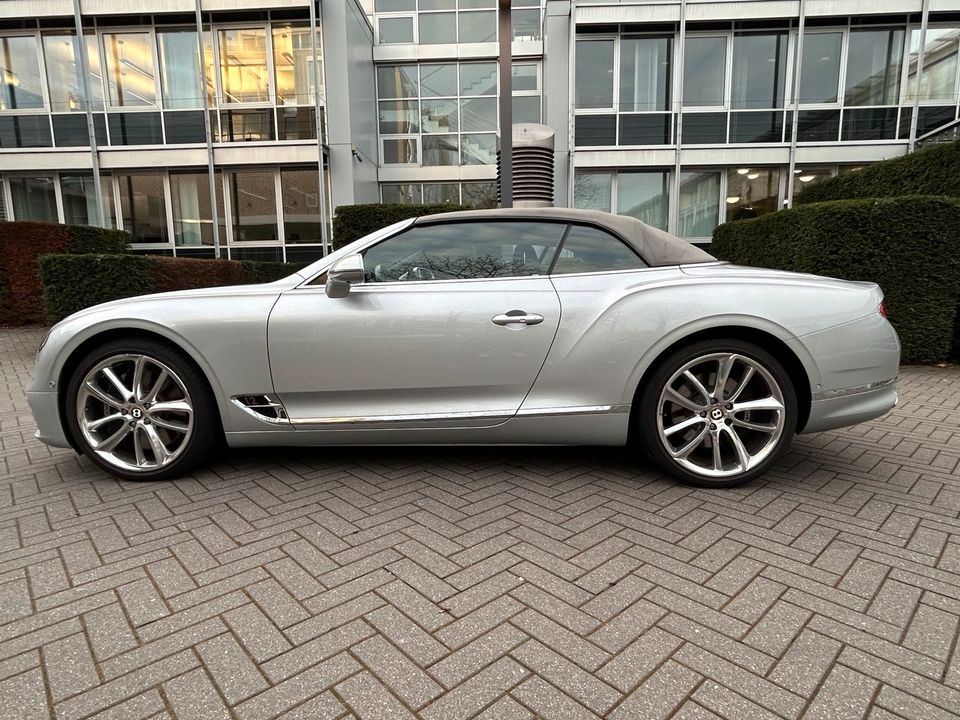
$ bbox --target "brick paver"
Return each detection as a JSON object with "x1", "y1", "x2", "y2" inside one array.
[{"x1": 2, "y1": 326, "x2": 960, "y2": 719}]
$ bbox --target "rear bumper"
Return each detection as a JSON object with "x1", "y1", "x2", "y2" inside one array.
[
  {"x1": 26, "y1": 390, "x2": 72, "y2": 449},
  {"x1": 801, "y1": 383, "x2": 898, "y2": 434}
]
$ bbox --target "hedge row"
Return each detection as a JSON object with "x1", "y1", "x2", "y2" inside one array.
[
  {"x1": 332, "y1": 203, "x2": 466, "y2": 250},
  {"x1": 795, "y1": 140, "x2": 960, "y2": 204},
  {"x1": 39, "y1": 255, "x2": 304, "y2": 323},
  {"x1": 0, "y1": 222, "x2": 130, "y2": 325},
  {"x1": 711, "y1": 196, "x2": 960, "y2": 362}
]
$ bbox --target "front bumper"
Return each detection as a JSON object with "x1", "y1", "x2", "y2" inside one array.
[
  {"x1": 26, "y1": 390, "x2": 73, "y2": 449},
  {"x1": 801, "y1": 383, "x2": 898, "y2": 434}
]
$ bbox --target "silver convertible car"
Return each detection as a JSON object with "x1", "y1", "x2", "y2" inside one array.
[{"x1": 28, "y1": 208, "x2": 900, "y2": 487}]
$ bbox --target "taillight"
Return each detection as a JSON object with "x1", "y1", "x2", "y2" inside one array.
[{"x1": 878, "y1": 302, "x2": 889, "y2": 319}]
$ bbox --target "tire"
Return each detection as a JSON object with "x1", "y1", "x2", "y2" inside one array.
[
  {"x1": 637, "y1": 338, "x2": 798, "y2": 488},
  {"x1": 65, "y1": 336, "x2": 221, "y2": 481}
]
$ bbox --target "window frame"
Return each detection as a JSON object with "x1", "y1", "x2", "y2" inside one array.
[{"x1": 547, "y1": 221, "x2": 648, "y2": 276}]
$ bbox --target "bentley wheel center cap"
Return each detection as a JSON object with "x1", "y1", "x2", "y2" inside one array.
[
  {"x1": 131, "y1": 407, "x2": 143, "y2": 419},
  {"x1": 710, "y1": 408, "x2": 724, "y2": 421}
]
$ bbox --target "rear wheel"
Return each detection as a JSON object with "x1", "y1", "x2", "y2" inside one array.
[
  {"x1": 637, "y1": 339, "x2": 797, "y2": 487},
  {"x1": 65, "y1": 337, "x2": 220, "y2": 481}
]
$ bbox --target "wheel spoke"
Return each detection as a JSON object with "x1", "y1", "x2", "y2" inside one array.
[
  {"x1": 727, "y1": 366, "x2": 755, "y2": 403},
  {"x1": 665, "y1": 386, "x2": 706, "y2": 412},
  {"x1": 143, "y1": 369, "x2": 169, "y2": 404},
  {"x1": 149, "y1": 399, "x2": 192, "y2": 415},
  {"x1": 85, "y1": 413, "x2": 124, "y2": 432},
  {"x1": 132, "y1": 356, "x2": 147, "y2": 402},
  {"x1": 723, "y1": 425, "x2": 752, "y2": 471},
  {"x1": 133, "y1": 426, "x2": 147, "y2": 467},
  {"x1": 732, "y1": 397, "x2": 784, "y2": 414},
  {"x1": 664, "y1": 415, "x2": 707, "y2": 437},
  {"x1": 150, "y1": 416, "x2": 190, "y2": 433},
  {"x1": 84, "y1": 382, "x2": 124, "y2": 410},
  {"x1": 95, "y1": 423, "x2": 131, "y2": 452},
  {"x1": 102, "y1": 367, "x2": 131, "y2": 402},
  {"x1": 714, "y1": 355, "x2": 736, "y2": 401},
  {"x1": 711, "y1": 433, "x2": 723, "y2": 471},
  {"x1": 143, "y1": 424, "x2": 171, "y2": 465},
  {"x1": 669, "y1": 424, "x2": 709, "y2": 459},
  {"x1": 683, "y1": 370, "x2": 711, "y2": 404},
  {"x1": 732, "y1": 417, "x2": 778, "y2": 433}
]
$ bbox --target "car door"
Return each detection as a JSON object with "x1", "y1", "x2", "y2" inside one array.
[{"x1": 267, "y1": 220, "x2": 567, "y2": 427}]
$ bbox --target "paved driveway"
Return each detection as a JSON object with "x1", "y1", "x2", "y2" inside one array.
[{"x1": 2, "y1": 327, "x2": 960, "y2": 720}]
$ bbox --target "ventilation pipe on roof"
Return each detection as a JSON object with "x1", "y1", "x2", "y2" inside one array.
[{"x1": 497, "y1": 123, "x2": 554, "y2": 208}]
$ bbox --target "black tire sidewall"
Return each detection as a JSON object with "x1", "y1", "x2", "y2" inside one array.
[
  {"x1": 638, "y1": 338, "x2": 798, "y2": 488},
  {"x1": 65, "y1": 337, "x2": 219, "y2": 481}
]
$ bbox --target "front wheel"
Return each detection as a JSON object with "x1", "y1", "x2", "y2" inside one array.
[
  {"x1": 65, "y1": 337, "x2": 220, "y2": 481},
  {"x1": 637, "y1": 339, "x2": 798, "y2": 487}
]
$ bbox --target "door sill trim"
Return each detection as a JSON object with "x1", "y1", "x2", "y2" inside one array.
[{"x1": 286, "y1": 404, "x2": 628, "y2": 427}]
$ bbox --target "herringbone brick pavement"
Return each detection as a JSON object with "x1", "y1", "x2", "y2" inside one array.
[{"x1": 2, "y1": 326, "x2": 959, "y2": 719}]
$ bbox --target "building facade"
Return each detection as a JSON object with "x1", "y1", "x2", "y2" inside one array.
[{"x1": 1, "y1": 0, "x2": 958, "y2": 258}]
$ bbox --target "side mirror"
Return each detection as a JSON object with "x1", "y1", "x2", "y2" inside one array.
[{"x1": 325, "y1": 253, "x2": 365, "y2": 298}]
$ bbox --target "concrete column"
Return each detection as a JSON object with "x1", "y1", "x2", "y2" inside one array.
[{"x1": 543, "y1": 0, "x2": 571, "y2": 207}]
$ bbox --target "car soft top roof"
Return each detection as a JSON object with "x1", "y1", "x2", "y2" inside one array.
[{"x1": 412, "y1": 207, "x2": 716, "y2": 267}]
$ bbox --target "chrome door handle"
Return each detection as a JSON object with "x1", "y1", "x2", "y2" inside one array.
[{"x1": 492, "y1": 311, "x2": 544, "y2": 326}]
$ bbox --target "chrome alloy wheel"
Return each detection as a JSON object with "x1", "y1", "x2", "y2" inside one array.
[
  {"x1": 76, "y1": 354, "x2": 194, "y2": 473},
  {"x1": 656, "y1": 352, "x2": 786, "y2": 479}
]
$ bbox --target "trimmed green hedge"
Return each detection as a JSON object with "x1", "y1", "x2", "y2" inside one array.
[
  {"x1": 332, "y1": 203, "x2": 466, "y2": 250},
  {"x1": 712, "y1": 196, "x2": 960, "y2": 362},
  {"x1": 0, "y1": 222, "x2": 131, "y2": 325},
  {"x1": 39, "y1": 255, "x2": 305, "y2": 323},
  {"x1": 796, "y1": 140, "x2": 960, "y2": 204}
]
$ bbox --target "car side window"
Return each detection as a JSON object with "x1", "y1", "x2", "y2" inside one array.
[
  {"x1": 361, "y1": 221, "x2": 567, "y2": 283},
  {"x1": 551, "y1": 225, "x2": 647, "y2": 275}
]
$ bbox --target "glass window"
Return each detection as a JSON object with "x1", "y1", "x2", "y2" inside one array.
[
  {"x1": 459, "y1": 11, "x2": 496, "y2": 43},
  {"x1": 620, "y1": 37, "x2": 671, "y2": 111},
  {"x1": 907, "y1": 28, "x2": 960, "y2": 102},
  {"x1": 376, "y1": 0, "x2": 415, "y2": 10},
  {"x1": 420, "y1": 14, "x2": 457, "y2": 44},
  {"x1": 422, "y1": 183, "x2": 460, "y2": 203},
  {"x1": 459, "y1": 63, "x2": 497, "y2": 95},
  {"x1": 573, "y1": 172, "x2": 612, "y2": 212},
  {"x1": 619, "y1": 114, "x2": 670, "y2": 144},
  {"x1": 218, "y1": 28, "x2": 269, "y2": 104},
  {"x1": 9, "y1": 176, "x2": 58, "y2": 222},
  {"x1": 725, "y1": 168, "x2": 781, "y2": 222},
  {"x1": 164, "y1": 110, "x2": 206, "y2": 143},
  {"x1": 575, "y1": 39, "x2": 614, "y2": 109},
  {"x1": 461, "y1": 133, "x2": 496, "y2": 164},
  {"x1": 170, "y1": 172, "x2": 219, "y2": 246},
  {"x1": 678, "y1": 170, "x2": 720, "y2": 238},
  {"x1": 513, "y1": 95, "x2": 541, "y2": 124},
  {"x1": 117, "y1": 174, "x2": 167, "y2": 243},
  {"x1": 729, "y1": 111, "x2": 783, "y2": 143},
  {"x1": 792, "y1": 167, "x2": 833, "y2": 198},
  {"x1": 461, "y1": 181, "x2": 497, "y2": 208},
  {"x1": 226, "y1": 170, "x2": 278, "y2": 242},
  {"x1": 421, "y1": 0, "x2": 455, "y2": 8},
  {"x1": 278, "y1": 106, "x2": 317, "y2": 140},
  {"x1": 0, "y1": 36, "x2": 44, "y2": 110},
  {"x1": 552, "y1": 225, "x2": 645, "y2": 275},
  {"x1": 512, "y1": 63, "x2": 538, "y2": 92},
  {"x1": 800, "y1": 32, "x2": 842, "y2": 104},
  {"x1": 383, "y1": 138, "x2": 418, "y2": 163},
  {"x1": 42, "y1": 33, "x2": 103, "y2": 112},
  {"x1": 103, "y1": 32, "x2": 157, "y2": 108},
  {"x1": 0, "y1": 186, "x2": 6, "y2": 221},
  {"x1": 0, "y1": 115, "x2": 51, "y2": 148},
  {"x1": 107, "y1": 112, "x2": 162, "y2": 145},
  {"x1": 575, "y1": 115, "x2": 616, "y2": 146},
  {"x1": 362, "y1": 221, "x2": 567, "y2": 282},
  {"x1": 421, "y1": 64, "x2": 458, "y2": 96},
  {"x1": 732, "y1": 33, "x2": 786, "y2": 109},
  {"x1": 281, "y1": 169, "x2": 322, "y2": 244},
  {"x1": 379, "y1": 17, "x2": 414, "y2": 45},
  {"x1": 512, "y1": 9, "x2": 541, "y2": 42},
  {"x1": 158, "y1": 30, "x2": 202, "y2": 110},
  {"x1": 460, "y1": 97, "x2": 496, "y2": 131},
  {"x1": 422, "y1": 134, "x2": 459, "y2": 165},
  {"x1": 682, "y1": 112, "x2": 726, "y2": 144},
  {"x1": 617, "y1": 172, "x2": 668, "y2": 230},
  {"x1": 62, "y1": 174, "x2": 114, "y2": 228},
  {"x1": 378, "y1": 65, "x2": 418, "y2": 98},
  {"x1": 274, "y1": 26, "x2": 322, "y2": 105},
  {"x1": 842, "y1": 107, "x2": 898, "y2": 140},
  {"x1": 684, "y1": 37, "x2": 726, "y2": 107},
  {"x1": 218, "y1": 108, "x2": 274, "y2": 142},
  {"x1": 844, "y1": 29, "x2": 904, "y2": 106},
  {"x1": 421, "y1": 98, "x2": 458, "y2": 132},
  {"x1": 381, "y1": 183, "x2": 422, "y2": 203},
  {"x1": 797, "y1": 109, "x2": 841, "y2": 142},
  {"x1": 380, "y1": 99, "x2": 420, "y2": 133}
]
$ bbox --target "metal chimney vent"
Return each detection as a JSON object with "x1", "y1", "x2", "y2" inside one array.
[{"x1": 498, "y1": 123, "x2": 554, "y2": 208}]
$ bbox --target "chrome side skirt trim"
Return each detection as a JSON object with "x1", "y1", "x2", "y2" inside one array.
[
  {"x1": 287, "y1": 404, "x2": 630, "y2": 427},
  {"x1": 813, "y1": 376, "x2": 896, "y2": 401}
]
